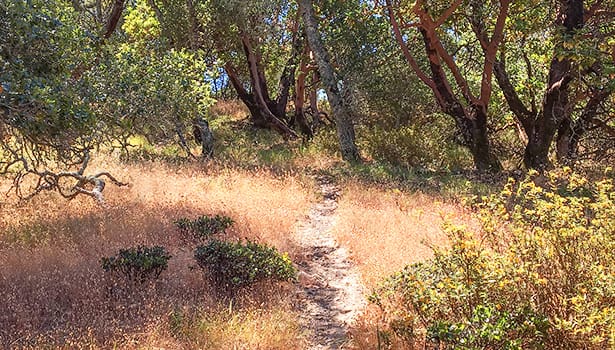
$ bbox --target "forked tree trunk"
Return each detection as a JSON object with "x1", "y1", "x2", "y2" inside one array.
[
  {"x1": 300, "y1": 0, "x2": 360, "y2": 162},
  {"x1": 385, "y1": 0, "x2": 504, "y2": 172},
  {"x1": 222, "y1": 27, "x2": 303, "y2": 139},
  {"x1": 224, "y1": 61, "x2": 297, "y2": 138},
  {"x1": 555, "y1": 86, "x2": 612, "y2": 163},
  {"x1": 418, "y1": 27, "x2": 502, "y2": 172}
]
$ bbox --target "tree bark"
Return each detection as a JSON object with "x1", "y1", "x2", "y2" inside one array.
[
  {"x1": 299, "y1": 0, "x2": 360, "y2": 162},
  {"x1": 556, "y1": 87, "x2": 612, "y2": 162},
  {"x1": 309, "y1": 69, "x2": 322, "y2": 131},
  {"x1": 385, "y1": 0, "x2": 503, "y2": 171},
  {"x1": 523, "y1": 0, "x2": 584, "y2": 170},
  {"x1": 224, "y1": 62, "x2": 266, "y2": 125},
  {"x1": 492, "y1": 0, "x2": 589, "y2": 170},
  {"x1": 194, "y1": 117, "x2": 214, "y2": 159},
  {"x1": 71, "y1": 0, "x2": 126, "y2": 80},
  {"x1": 224, "y1": 57, "x2": 297, "y2": 138},
  {"x1": 222, "y1": 30, "x2": 300, "y2": 139},
  {"x1": 275, "y1": 13, "x2": 304, "y2": 121},
  {"x1": 103, "y1": 0, "x2": 126, "y2": 39},
  {"x1": 294, "y1": 54, "x2": 314, "y2": 138}
]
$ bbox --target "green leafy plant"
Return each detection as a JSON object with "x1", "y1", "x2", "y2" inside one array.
[
  {"x1": 194, "y1": 239, "x2": 297, "y2": 292},
  {"x1": 101, "y1": 245, "x2": 171, "y2": 283},
  {"x1": 371, "y1": 169, "x2": 614, "y2": 349},
  {"x1": 174, "y1": 214, "x2": 234, "y2": 241}
]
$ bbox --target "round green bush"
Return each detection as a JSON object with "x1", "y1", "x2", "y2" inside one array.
[{"x1": 194, "y1": 239, "x2": 297, "y2": 291}]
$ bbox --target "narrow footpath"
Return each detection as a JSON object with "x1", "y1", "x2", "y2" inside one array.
[{"x1": 294, "y1": 175, "x2": 366, "y2": 349}]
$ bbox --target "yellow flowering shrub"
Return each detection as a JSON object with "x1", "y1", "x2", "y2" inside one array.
[{"x1": 371, "y1": 169, "x2": 614, "y2": 349}]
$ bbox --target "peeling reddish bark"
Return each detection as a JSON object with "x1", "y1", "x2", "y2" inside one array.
[{"x1": 385, "y1": 0, "x2": 507, "y2": 171}]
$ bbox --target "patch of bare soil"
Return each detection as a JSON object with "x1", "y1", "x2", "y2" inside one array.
[{"x1": 295, "y1": 175, "x2": 366, "y2": 349}]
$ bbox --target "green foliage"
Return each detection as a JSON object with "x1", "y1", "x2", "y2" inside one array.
[
  {"x1": 0, "y1": 0, "x2": 98, "y2": 160},
  {"x1": 371, "y1": 169, "x2": 615, "y2": 349},
  {"x1": 122, "y1": 0, "x2": 161, "y2": 41},
  {"x1": 0, "y1": 0, "x2": 215, "y2": 200},
  {"x1": 194, "y1": 239, "x2": 297, "y2": 292},
  {"x1": 101, "y1": 245, "x2": 171, "y2": 283},
  {"x1": 91, "y1": 1, "x2": 214, "y2": 147},
  {"x1": 359, "y1": 116, "x2": 473, "y2": 171},
  {"x1": 174, "y1": 214, "x2": 234, "y2": 241}
]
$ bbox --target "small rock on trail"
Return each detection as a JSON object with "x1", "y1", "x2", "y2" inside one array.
[{"x1": 295, "y1": 175, "x2": 366, "y2": 349}]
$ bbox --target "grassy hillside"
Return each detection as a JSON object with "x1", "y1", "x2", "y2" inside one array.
[{"x1": 2, "y1": 101, "x2": 611, "y2": 349}]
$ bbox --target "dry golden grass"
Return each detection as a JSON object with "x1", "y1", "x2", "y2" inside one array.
[
  {"x1": 0, "y1": 157, "x2": 314, "y2": 348},
  {"x1": 333, "y1": 182, "x2": 474, "y2": 287},
  {"x1": 0, "y1": 147, "x2": 484, "y2": 349},
  {"x1": 209, "y1": 99, "x2": 250, "y2": 121},
  {"x1": 330, "y1": 181, "x2": 478, "y2": 348}
]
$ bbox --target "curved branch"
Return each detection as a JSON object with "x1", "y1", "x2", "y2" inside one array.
[{"x1": 6, "y1": 150, "x2": 128, "y2": 204}]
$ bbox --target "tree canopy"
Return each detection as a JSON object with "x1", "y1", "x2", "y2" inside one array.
[{"x1": 1, "y1": 0, "x2": 614, "y2": 200}]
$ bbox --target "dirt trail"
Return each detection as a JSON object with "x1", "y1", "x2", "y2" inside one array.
[{"x1": 295, "y1": 175, "x2": 366, "y2": 349}]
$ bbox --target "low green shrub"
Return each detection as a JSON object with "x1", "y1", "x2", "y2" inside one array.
[
  {"x1": 194, "y1": 239, "x2": 297, "y2": 292},
  {"x1": 359, "y1": 120, "x2": 473, "y2": 171},
  {"x1": 101, "y1": 245, "x2": 171, "y2": 283},
  {"x1": 371, "y1": 169, "x2": 615, "y2": 349},
  {"x1": 174, "y1": 214, "x2": 234, "y2": 241}
]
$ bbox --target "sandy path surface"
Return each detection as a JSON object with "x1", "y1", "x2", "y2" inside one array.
[{"x1": 295, "y1": 175, "x2": 366, "y2": 349}]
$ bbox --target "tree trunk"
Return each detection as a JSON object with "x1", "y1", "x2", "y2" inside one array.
[
  {"x1": 224, "y1": 61, "x2": 296, "y2": 137},
  {"x1": 385, "y1": 0, "x2": 502, "y2": 172},
  {"x1": 467, "y1": 108, "x2": 502, "y2": 171},
  {"x1": 222, "y1": 34, "x2": 299, "y2": 139},
  {"x1": 194, "y1": 117, "x2": 214, "y2": 159},
  {"x1": 523, "y1": 0, "x2": 583, "y2": 169},
  {"x1": 309, "y1": 70, "x2": 322, "y2": 131},
  {"x1": 275, "y1": 14, "x2": 304, "y2": 122},
  {"x1": 299, "y1": 0, "x2": 360, "y2": 162},
  {"x1": 418, "y1": 26, "x2": 501, "y2": 172},
  {"x1": 524, "y1": 56, "x2": 573, "y2": 169},
  {"x1": 556, "y1": 117, "x2": 577, "y2": 163},
  {"x1": 294, "y1": 50, "x2": 314, "y2": 138},
  {"x1": 103, "y1": 0, "x2": 126, "y2": 39},
  {"x1": 556, "y1": 87, "x2": 612, "y2": 163},
  {"x1": 224, "y1": 62, "x2": 268, "y2": 127}
]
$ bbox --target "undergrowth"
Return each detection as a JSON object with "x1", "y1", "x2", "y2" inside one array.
[
  {"x1": 174, "y1": 214, "x2": 234, "y2": 241},
  {"x1": 370, "y1": 169, "x2": 615, "y2": 349}
]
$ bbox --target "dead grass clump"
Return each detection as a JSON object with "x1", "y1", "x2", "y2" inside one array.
[
  {"x1": 0, "y1": 157, "x2": 313, "y2": 348},
  {"x1": 146, "y1": 301, "x2": 306, "y2": 349}
]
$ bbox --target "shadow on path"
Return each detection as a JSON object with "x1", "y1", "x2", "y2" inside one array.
[{"x1": 295, "y1": 175, "x2": 366, "y2": 349}]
